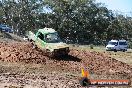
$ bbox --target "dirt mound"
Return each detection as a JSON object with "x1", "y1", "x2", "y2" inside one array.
[
  {"x1": 0, "y1": 42, "x2": 46, "y2": 64},
  {"x1": 0, "y1": 42, "x2": 131, "y2": 78}
]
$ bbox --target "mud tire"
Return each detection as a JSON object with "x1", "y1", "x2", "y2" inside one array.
[
  {"x1": 114, "y1": 49, "x2": 117, "y2": 52},
  {"x1": 122, "y1": 49, "x2": 126, "y2": 52}
]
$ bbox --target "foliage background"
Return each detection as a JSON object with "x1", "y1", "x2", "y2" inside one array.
[{"x1": 0, "y1": 0, "x2": 132, "y2": 47}]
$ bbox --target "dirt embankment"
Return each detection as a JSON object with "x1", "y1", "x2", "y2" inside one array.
[
  {"x1": 0, "y1": 42, "x2": 46, "y2": 63},
  {"x1": 0, "y1": 41, "x2": 131, "y2": 87},
  {"x1": 0, "y1": 41, "x2": 131, "y2": 76}
]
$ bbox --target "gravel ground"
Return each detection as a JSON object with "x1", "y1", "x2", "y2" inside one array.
[{"x1": 0, "y1": 41, "x2": 131, "y2": 88}]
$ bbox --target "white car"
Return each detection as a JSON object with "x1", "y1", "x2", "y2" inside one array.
[
  {"x1": 106, "y1": 40, "x2": 128, "y2": 52},
  {"x1": 23, "y1": 36, "x2": 29, "y2": 41}
]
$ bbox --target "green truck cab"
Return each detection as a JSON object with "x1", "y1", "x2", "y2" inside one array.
[{"x1": 28, "y1": 28, "x2": 70, "y2": 57}]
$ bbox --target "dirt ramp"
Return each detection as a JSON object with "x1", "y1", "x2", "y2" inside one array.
[{"x1": 0, "y1": 42, "x2": 47, "y2": 64}]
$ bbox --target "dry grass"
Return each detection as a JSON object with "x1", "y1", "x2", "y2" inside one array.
[{"x1": 107, "y1": 51, "x2": 132, "y2": 65}]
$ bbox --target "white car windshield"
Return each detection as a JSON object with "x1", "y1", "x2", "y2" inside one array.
[
  {"x1": 108, "y1": 42, "x2": 117, "y2": 45},
  {"x1": 45, "y1": 32, "x2": 62, "y2": 43},
  {"x1": 1, "y1": 25, "x2": 7, "y2": 27}
]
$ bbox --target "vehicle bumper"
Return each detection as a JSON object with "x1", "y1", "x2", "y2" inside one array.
[
  {"x1": 106, "y1": 47, "x2": 115, "y2": 51},
  {"x1": 53, "y1": 47, "x2": 70, "y2": 56}
]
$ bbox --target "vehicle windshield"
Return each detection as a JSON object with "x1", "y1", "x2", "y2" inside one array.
[
  {"x1": 108, "y1": 42, "x2": 118, "y2": 45},
  {"x1": 0, "y1": 25, "x2": 7, "y2": 27},
  {"x1": 45, "y1": 32, "x2": 62, "y2": 43}
]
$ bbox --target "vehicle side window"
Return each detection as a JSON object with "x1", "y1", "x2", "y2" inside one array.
[
  {"x1": 37, "y1": 32, "x2": 44, "y2": 40},
  {"x1": 119, "y1": 42, "x2": 127, "y2": 45}
]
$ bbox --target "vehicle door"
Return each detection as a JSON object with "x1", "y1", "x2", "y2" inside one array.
[
  {"x1": 35, "y1": 32, "x2": 46, "y2": 49},
  {"x1": 119, "y1": 41, "x2": 127, "y2": 50},
  {"x1": 114, "y1": 42, "x2": 120, "y2": 50}
]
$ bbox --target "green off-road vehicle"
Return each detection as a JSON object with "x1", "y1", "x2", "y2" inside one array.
[{"x1": 27, "y1": 27, "x2": 70, "y2": 57}]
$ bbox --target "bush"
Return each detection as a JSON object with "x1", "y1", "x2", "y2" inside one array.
[{"x1": 128, "y1": 42, "x2": 132, "y2": 49}]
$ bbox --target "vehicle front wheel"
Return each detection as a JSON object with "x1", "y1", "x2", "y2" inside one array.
[{"x1": 122, "y1": 49, "x2": 126, "y2": 52}]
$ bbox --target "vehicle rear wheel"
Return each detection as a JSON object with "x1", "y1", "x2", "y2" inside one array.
[
  {"x1": 122, "y1": 49, "x2": 126, "y2": 52},
  {"x1": 114, "y1": 49, "x2": 117, "y2": 52},
  {"x1": 32, "y1": 44, "x2": 37, "y2": 49},
  {"x1": 27, "y1": 38, "x2": 30, "y2": 41},
  {"x1": 31, "y1": 42, "x2": 37, "y2": 49}
]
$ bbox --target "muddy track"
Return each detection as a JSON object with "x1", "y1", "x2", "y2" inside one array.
[
  {"x1": 0, "y1": 41, "x2": 132, "y2": 76},
  {"x1": 0, "y1": 41, "x2": 132, "y2": 87}
]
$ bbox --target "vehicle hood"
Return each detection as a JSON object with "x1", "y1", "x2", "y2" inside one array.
[
  {"x1": 106, "y1": 44, "x2": 115, "y2": 48},
  {"x1": 45, "y1": 42, "x2": 69, "y2": 51}
]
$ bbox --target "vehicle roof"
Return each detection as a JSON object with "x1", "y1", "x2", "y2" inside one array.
[
  {"x1": 38, "y1": 28, "x2": 56, "y2": 34},
  {"x1": 119, "y1": 40, "x2": 127, "y2": 42},
  {"x1": 109, "y1": 39, "x2": 127, "y2": 42},
  {"x1": 109, "y1": 40, "x2": 118, "y2": 42}
]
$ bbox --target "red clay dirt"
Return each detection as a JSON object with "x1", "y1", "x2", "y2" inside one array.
[{"x1": 0, "y1": 41, "x2": 132, "y2": 87}]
